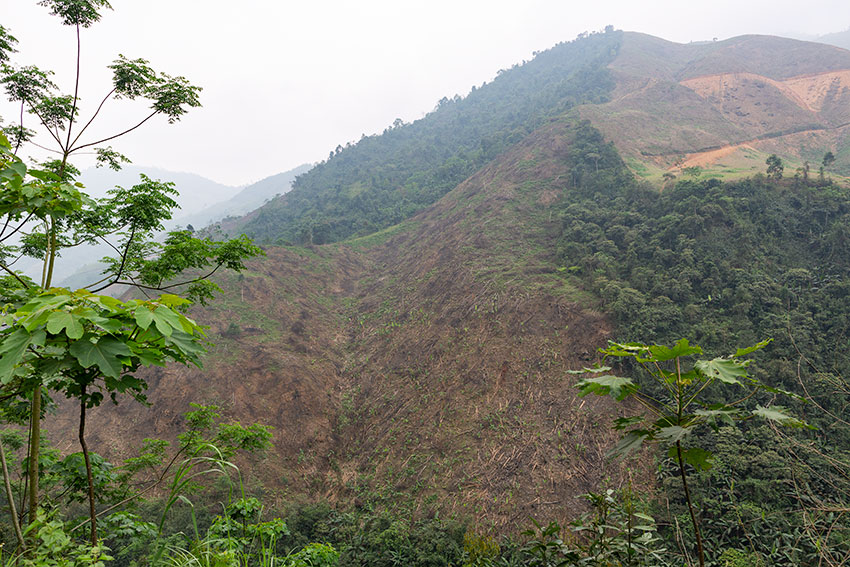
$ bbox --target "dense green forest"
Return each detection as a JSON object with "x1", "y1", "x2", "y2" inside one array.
[
  {"x1": 553, "y1": 122, "x2": 850, "y2": 564},
  {"x1": 240, "y1": 31, "x2": 620, "y2": 245}
]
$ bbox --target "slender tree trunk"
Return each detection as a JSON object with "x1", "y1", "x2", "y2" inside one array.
[
  {"x1": 676, "y1": 441, "x2": 705, "y2": 567},
  {"x1": 0, "y1": 436, "x2": 25, "y2": 550},
  {"x1": 27, "y1": 385, "x2": 41, "y2": 528},
  {"x1": 79, "y1": 384, "x2": 97, "y2": 545}
]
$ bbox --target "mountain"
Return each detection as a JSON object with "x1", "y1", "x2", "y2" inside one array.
[
  {"x1": 178, "y1": 163, "x2": 312, "y2": 230},
  {"x1": 579, "y1": 33, "x2": 850, "y2": 181},
  {"x1": 53, "y1": 117, "x2": 636, "y2": 529},
  {"x1": 78, "y1": 165, "x2": 238, "y2": 222},
  {"x1": 47, "y1": 30, "x2": 850, "y2": 545},
  {"x1": 819, "y1": 28, "x2": 850, "y2": 50},
  {"x1": 236, "y1": 30, "x2": 621, "y2": 245}
]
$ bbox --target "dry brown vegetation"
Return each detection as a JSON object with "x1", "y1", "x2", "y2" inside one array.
[
  {"x1": 46, "y1": 119, "x2": 643, "y2": 532},
  {"x1": 580, "y1": 33, "x2": 850, "y2": 180}
]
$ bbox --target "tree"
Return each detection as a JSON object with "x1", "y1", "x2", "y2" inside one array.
[
  {"x1": 765, "y1": 154, "x2": 783, "y2": 179},
  {"x1": 0, "y1": 1, "x2": 261, "y2": 550},
  {"x1": 822, "y1": 151, "x2": 836, "y2": 170},
  {"x1": 572, "y1": 339, "x2": 809, "y2": 567}
]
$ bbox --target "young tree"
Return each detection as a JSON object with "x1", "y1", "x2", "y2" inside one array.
[
  {"x1": 0, "y1": 1, "x2": 262, "y2": 549},
  {"x1": 572, "y1": 339, "x2": 809, "y2": 567}
]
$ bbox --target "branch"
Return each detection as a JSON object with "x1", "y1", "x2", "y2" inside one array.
[
  {"x1": 63, "y1": 24, "x2": 82, "y2": 156},
  {"x1": 13, "y1": 101, "x2": 24, "y2": 155},
  {"x1": 27, "y1": 139, "x2": 64, "y2": 155},
  {"x1": 0, "y1": 212, "x2": 35, "y2": 243},
  {"x1": 86, "y1": 228, "x2": 135, "y2": 292},
  {"x1": 0, "y1": 261, "x2": 30, "y2": 288},
  {"x1": 70, "y1": 110, "x2": 158, "y2": 153},
  {"x1": 25, "y1": 101, "x2": 64, "y2": 149},
  {"x1": 70, "y1": 87, "x2": 116, "y2": 149},
  {"x1": 108, "y1": 262, "x2": 226, "y2": 293}
]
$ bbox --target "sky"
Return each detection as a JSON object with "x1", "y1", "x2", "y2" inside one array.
[{"x1": 2, "y1": 0, "x2": 849, "y2": 187}]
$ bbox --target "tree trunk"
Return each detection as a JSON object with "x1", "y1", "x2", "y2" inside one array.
[
  {"x1": 27, "y1": 385, "x2": 41, "y2": 530},
  {"x1": 676, "y1": 441, "x2": 705, "y2": 567},
  {"x1": 0, "y1": 435, "x2": 25, "y2": 549},
  {"x1": 79, "y1": 384, "x2": 97, "y2": 545}
]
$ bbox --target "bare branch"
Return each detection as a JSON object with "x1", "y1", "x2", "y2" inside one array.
[{"x1": 70, "y1": 111, "x2": 158, "y2": 153}]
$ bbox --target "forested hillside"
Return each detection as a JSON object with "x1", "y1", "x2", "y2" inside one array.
[
  {"x1": 554, "y1": 122, "x2": 850, "y2": 562},
  {"x1": 238, "y1": 30, "x2": 621, "y2": 244}
]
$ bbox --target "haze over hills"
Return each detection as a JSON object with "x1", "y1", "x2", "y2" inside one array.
[
  {"x1": 78, "y1": 165, "x2": 238, "y2": 219},
  {"x1": 56, "y1": 27, "x2": 850, "y2": 549},
  {"x1": 15, "y1": 165, "x2": 309, "y2": 286},
  {"x1": 181, "y1": 163, "x2": 313, "y2": 230},
  {"x1": 818, "y1": 28, "x2": 850, "y2": 50}
]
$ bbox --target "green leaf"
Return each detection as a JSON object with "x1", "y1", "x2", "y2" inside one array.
[
  {"x1": 0, "y1": 328, "x2": 35, "y2": 384},
  {"x1": 46, "y1": 310, "x2": 84, "y2": 339},
  {"x1": 668, "y1": 446, "x2": 714, "y2": 470},
  {"x1": 734, "y1": 339, "x2": 772, "y2": 358},
  {"x1": 157, "y1": 294, "x2": 191, "y2": 307},
  {"x1": 752, "y1": 405, "x2": 815, "y2": 429},
  {"x1": 694, "y1": 407, "x2": 739, "y2": 427},
  {"x1": 151, "y1": 305, "x2": 182, "y2": 336},
  {"x1": 567, "y1": 365, "x2": 612, "y2": 375},
  {"x1": 608, "y1": 430, "x2": 650, "y2": 459},
  {"x1": 69, "y1": 337, "x2": 132, "y2": 378},
  {"x1": 613, "y1": 416, "x2": 644, "y2": 430},
  {"x1": 695, "y1": 357, "x2": 748, "y2": 385},
  {"x1": 648, "y1": 338, "x2": 702, "y2": 361},
  {"x1": 134, "y1": 306, "x2": 154, "y2": 330},
  {"x1": 163, "y1": 330, "x2": 205, "y2": 359},
  {"x1": 658, "y1": 425, "x2": 691, "y2": 444},
  {"x1": 576, "y1": 374, "x2": 635, "y2": 401}
]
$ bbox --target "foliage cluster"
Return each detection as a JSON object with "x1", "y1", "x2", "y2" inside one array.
[{"x1": 555, "y1": 123, "x2": 850, "y2": 563}]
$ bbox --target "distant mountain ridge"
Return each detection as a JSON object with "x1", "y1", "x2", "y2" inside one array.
[
  {"x1": 818, "y1": 28, "x2": 850, "y2": 50},
  {"x1": 78, "y1": 165, "x2": 237, "y2": 223},
  {"x1": 19, "y1": 165, "x2": 308, "y2": 285},
  {"x1": 181, "y1": 163, "x2": 312, "y2": 229}
]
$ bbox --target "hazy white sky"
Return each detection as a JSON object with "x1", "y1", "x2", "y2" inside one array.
[{"x1": 2, "y1": 0, "x2": 849, "y2": 186}]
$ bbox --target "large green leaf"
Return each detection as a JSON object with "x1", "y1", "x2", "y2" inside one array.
[
  {"x1": 648, "y1": 338, "x2": 702, "y2": 361},
  {"x1": 752, "y1": 405, "x2": 814, "y2": 429},
  {"x1": 668, "y1": 446, "x2": 714, "y2": 470},
  {"x1": 695, "y1": 357, "x2": 748, "y2": 385},
  {"x1": 608, "y1": 430, "x2": 651, "y2": 459},
  {"x1": 733, "y1": 339, "x2": 772, "y2": 358},
  {"x1": 46, "y1": 310, "x2": 84, "y2": 339},
  {"x1": 134, "y1": 306, "x2": 154, "y2": 330},
  {"x1": 151, "y1": 305, "x2": 182, "y2": 337},
  {"x1": 658, "y1": 425, "x2": 691, "y2": 444},
  {"x1": 576, "y1": 374, "x2": 635, "y2": 401},
  {"x1": 69, "y1": 337, "x2": 132, "y2": 378},
  {"x1": 0, "y1": 328, "x2": 37, "y2": 383}
]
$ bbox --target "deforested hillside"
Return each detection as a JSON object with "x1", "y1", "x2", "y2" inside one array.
[
  {"x1": 56, "y1": 116, "x2": 642, "y2": 532},
  {"x1": 582, "y1": 33, "x2": 850, "y2": 180}
]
